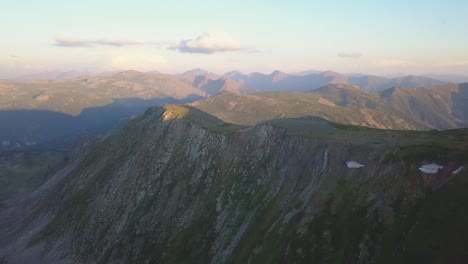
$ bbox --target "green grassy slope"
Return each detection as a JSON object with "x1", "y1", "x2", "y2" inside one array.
[
  {"x1": 192, "y1": 83, "x2": 468, "y2": 130},
  {"x1": 191, "y1": 88, "x2": 412, "y2": 129}
]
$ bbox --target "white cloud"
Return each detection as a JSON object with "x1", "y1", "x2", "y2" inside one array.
[
  {"x1": 53, "y1": 36, "x2": 164, "y2": 48},
  {"x1": 337, "y1": 52, "x2": 362, "y2": 59},
  {"x1": 53, "y1": 32, "x2": 255, "y2": 55},
  {"x1": 171, "y1": 32, "x2": 251, "y2": 54}
]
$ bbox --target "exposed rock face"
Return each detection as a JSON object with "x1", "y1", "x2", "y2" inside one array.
[{"x1": 1, "y1": 106, "x2": 467, "y2": 263}]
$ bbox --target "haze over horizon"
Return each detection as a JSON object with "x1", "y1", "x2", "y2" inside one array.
[{"x1": 1, "y1": 0, "x2": 468, "y2": 78}]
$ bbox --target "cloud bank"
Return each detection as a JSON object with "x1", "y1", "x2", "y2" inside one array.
[
  {"x1": 170, "y1": 32, "x2": 251, "y2": 54},
  {"x1": 54, "y1": 32, "x2": 254, "y2": 54},
  {"x1": 337, "y1": 52, "x2": 362, "y2": 59},
  {"x1": 53, "y1": 36, "x2": 162, "y2": 48}
]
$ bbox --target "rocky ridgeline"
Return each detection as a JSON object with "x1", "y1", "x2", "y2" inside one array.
[{"x1": 1, "y1": 105, "x2": 467, "y2": 263}]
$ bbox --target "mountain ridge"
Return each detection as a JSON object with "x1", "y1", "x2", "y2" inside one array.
[
  {"x1": 0, "y1": 70, "x2": 463, "y2": 151},
  {"x1": 192, "y1": 83, "x2": 468, "y2": 130},
  {"x1": 1, "y1": 104, "x2": 467, "y2": 263}
]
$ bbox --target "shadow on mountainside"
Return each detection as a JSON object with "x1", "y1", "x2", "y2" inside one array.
[{"x1": 0, "y1": 95, "x2": 203, "y2": 151}]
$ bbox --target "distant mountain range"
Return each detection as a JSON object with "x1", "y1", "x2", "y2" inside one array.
[
  {"x1": 7, "y1": 71, "x2": 109, "y2": 83},
  {"x1": 223, "y1": 70, "x2": 447, "y2": 92},
  {"x1": 422, "y1": 73, "x2": 468, "y2": 83},
  {"x1": 193, "y1": 83, "x2": 468, "y2": 130},
  {"x1": 0, "y1": 68, "x2": 467, "y2": 150},
  {"x1": 9, "y1": 69, "x2": 468, "y2": 87}
]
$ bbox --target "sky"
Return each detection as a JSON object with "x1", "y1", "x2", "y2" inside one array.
[{"x1": 1, "y1": 0, "x2": 468, "y2": 77}]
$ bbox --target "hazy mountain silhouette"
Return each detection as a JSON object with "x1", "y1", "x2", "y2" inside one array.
[{"x1": 224, "y1": 70, "x2": 447, "y2": 92}]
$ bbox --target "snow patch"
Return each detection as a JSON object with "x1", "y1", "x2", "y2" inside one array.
[
  {"x1": 452, "y1": 166, "x2": 464, "y2": 175},
  {"x1": 346, "y1": 161, "x2": 365, "y2": 168},
  {"x1": 419, "y1": 163, "x2": 443, "y2": 174}
]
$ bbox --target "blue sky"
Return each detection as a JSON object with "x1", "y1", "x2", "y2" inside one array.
[{"x1": 1, "y1": 0, "x2": 467, "y2": 77}]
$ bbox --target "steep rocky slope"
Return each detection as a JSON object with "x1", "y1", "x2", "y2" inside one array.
[{"x1": 1, "y1": 106, "x2": 467, "y2": 263}]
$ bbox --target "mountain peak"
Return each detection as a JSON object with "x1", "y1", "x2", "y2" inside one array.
[
  {"x1": 182, "y1": 68, "x2": 211, "y2": 77},
  {"x1": 321, "y1": 70, "x2": 342, "y2": 77},
  {"x1": 224, "y1": 70, "x2": 244, "y2": 78},
  {"x1": 152, "y1": 105, "x2": 225, "y2": 128},
  {"x1": 270, "y1": 70, "x2": 288, "y2": 82},
  {"x1": 113, "y1": 70, "x2": 143, "y2": 77},
  {"x1": 270, "y1": 70, "x2": 287, "y2": 76},
  {"x1": 161, "y1": 105, "x2": 192, "y2": 121},
  {"x1": 224, "y1": 70, "x2": 243, "y2": 75}
]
